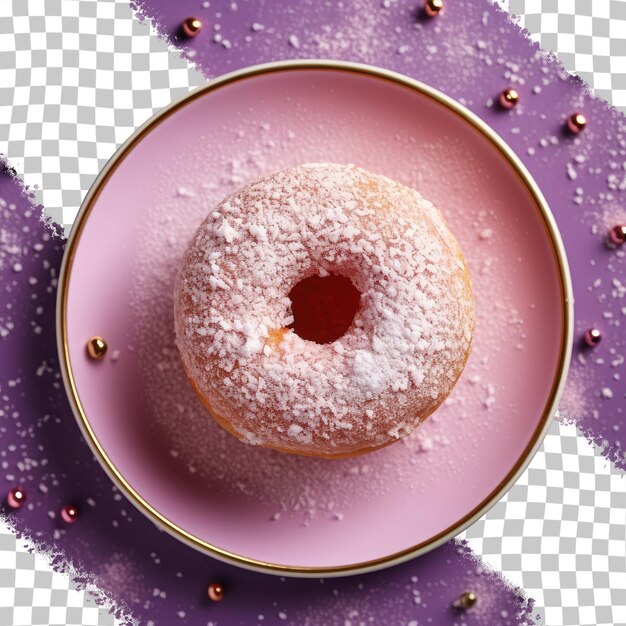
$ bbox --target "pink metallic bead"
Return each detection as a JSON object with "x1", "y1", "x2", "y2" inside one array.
[
  {"x1": 424, "y1": 0, "x2": 444, "y2": 17},
  {"x1": 499, "y1": 88, "x2": 519, "y2": 109},
  {"x1": 567, "y1": 113, "x2": 587, "y2": 134},
  {"x1": 584, "y1": 328, "x2": 602, "y2": 347},
  {"x1": 609, "y1": 224, "x2": 626, "y2": 246},
  {"x1": 182, "y1": 17, "x2": 202, "y2": 38},
  {"x1": 207, "y1": 582, "x2": 224, "y2": 602},
  {"x1": 7, "y1": 487, "x2": 26, "y2": 509},
  {"x1": 61, "y1": 504, "x2": 79, "y2": 524}
]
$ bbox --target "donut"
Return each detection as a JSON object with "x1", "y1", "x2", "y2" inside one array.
[{"x1": 174, "y1": 163, "x2": 474, "y2": 458}]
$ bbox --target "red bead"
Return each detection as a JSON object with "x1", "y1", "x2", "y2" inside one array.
[
  {"x1": 182, "y1": 17, "x2": 202, "y2": 37},
  {"x1": 499, "y1": 88, "x2": 519, "y2": 109},
  {"x1": 609, "y1": 224, "x2": 626, "y2": 246},
  {"x1": 567, "y1": 113, "x2": 587, "y2": 134},
  {"x1": 61, "y1": 504, "x2": 79, "y2": 524},
  {"x1": 584, "y1": 328, "x2": 601, "y2": 347},
  {"x1": 207, "y1": 582, "x2": 224, "y2": 602},
  {"x1": 7, "y1": 487, "x2": 26, "y2": 509}
]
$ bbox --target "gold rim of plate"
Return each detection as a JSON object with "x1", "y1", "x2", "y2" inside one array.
[{"x1": 56, "y1": 60, "x2": 574, "y2": 577}]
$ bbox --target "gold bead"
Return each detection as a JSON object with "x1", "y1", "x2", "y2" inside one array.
[
  {"x1": 182, "y1": 17, "x2": 203, "y2": 37},
  {"x1": 424, "y1": 0, "x2": 444, "y2": 16},
  {"x1": 456, "y1": 591, "x2": 477, "y2": 610},
  {"x1": 86, "y1": 336, "x2": 107, "y2": 360},
  {"x1": 499, "y1": 88, "x2": 519, "y2": 109},
  {"x1": 207, "y1": 582, "x2": 224, "y2": 602},
  {"x1": 567, "y1": 113, "x2": 586, "y2": 134}
]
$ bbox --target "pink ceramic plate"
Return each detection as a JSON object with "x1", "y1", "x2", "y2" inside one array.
[{"x1": 57, "y1": 61, "x2": 572, "y2": 576}]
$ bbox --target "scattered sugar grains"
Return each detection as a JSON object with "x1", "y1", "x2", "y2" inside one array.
[
  {"x1": 127, "y1": 126, "x2": 526, "y2": 523},
  {"x1": 279, "y1": 547, "x2": 535, "y2": 626},
  {"x1": 557, "y1": 367, "x2": 590, "y2": 426},
  {"x1": 1, "y1": 203, "x2": 59, "y2": 342},
  {"x1": 175, "y1": 164, "x2": 474, "y2": 456}
]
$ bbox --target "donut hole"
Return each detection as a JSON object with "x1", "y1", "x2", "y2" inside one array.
[{"x1": 288, "y1": 273, "x2": 361, "y2": 345}]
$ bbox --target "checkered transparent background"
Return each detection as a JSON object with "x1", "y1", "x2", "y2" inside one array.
[
  {"x1": 0, "y1": 0, "x2": 204, "y2": 229},
  {"x1": 461, "y1": 421, "x2": 626, "y2": 626},
  {"x1": 499, "y1": 0, "x2": 626, "y2": 109},
  {"x1": 1, "y1": 1, "x2": 626, "y2": 625},
  {"x1": 0, "y1": 530, "x2": 114, "y2": 626}
]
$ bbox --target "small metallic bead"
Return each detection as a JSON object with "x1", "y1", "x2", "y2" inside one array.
[
  {"x1": 609, "y1": 224, "x2": 626, "y2": 246},
  {"x1": 567, "y1": 113, "x2": 587, "y2": 134},
  {"x1": 584, "y1": 328, "x2": 602, "y2": 347},
  {"x1": 455, "y1": 591, "x2": 477, "y2": 610},
  {"x1": 61, "y1": 504, "x2": 79, "y2": 524},
  {"x1": 182, "y1": 17, "x2": 203, "y2": 37},
  {"x1": 7, "y1": 487, "x2": 27, "y2": 509},
  {"x1": 86, "y1": 336, "x2": 107, "y2": 360},
  {"x1": 207, "y1": 582, "x2": 224, "y2": 602},
  {"x1": 499, "y1": 88, "x2": 519, "y2": 109},
  {"x1": 424, "y1": 0, "x2": 444, "y2": 17}
]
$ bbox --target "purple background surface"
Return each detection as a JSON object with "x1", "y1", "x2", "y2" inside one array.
[{"x1": 2, "y1": 0, "x2": 625, "y2": 624}]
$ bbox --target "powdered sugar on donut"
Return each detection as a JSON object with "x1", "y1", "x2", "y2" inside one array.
[{"x1": 174, "y1": 164, "x2": 474, "y2": 456}]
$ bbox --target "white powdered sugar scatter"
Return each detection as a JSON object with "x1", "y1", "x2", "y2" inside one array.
[
  {"x1": 124, "y1": 112, "x2": 531, "y2": 525},
  {"x1": 174, "y1": 164, "x2": 475, "y2": 456}
]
